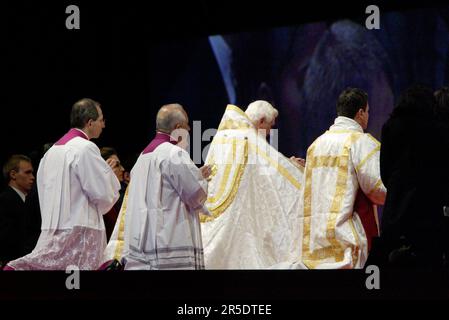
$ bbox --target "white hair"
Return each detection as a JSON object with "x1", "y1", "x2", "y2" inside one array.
[{"x1": 245, "y1": 100, "x2": 279, "y2": 124}]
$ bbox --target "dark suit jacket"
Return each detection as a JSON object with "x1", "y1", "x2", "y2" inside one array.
[
  {"x1": 380, "y1": 108, "x2": 449, "y2": 259},
  {"x1": 0, "y1": 186, "x2": 29, "y2": 265},
  {"x1": 23, "y1": 184, "x2": 41, "y2": 253}
]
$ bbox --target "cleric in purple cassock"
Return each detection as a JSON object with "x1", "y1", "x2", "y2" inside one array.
[
  {"x1": 101, "y1": 129, "x2": 179, "y2": 267},
  {"x1": 5, "y1": 98, "x2": 120, "y2": 270},
  {"x1": 104, "y1": 103, "x2": 211, "y2": 270}
]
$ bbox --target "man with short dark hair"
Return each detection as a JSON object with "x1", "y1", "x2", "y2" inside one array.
[
  {"x1": 6, "y1": 98, "x2": 120, "y2": 270},
  {"x1": 301, "y1": 88, "x2": 386, "y2": 269},
  {"x1": 0, "y1": 155, "x2": 35, "y2": 267},
  {"x1": 1, "y1": 155, "x2": 34, "y2": 197}
]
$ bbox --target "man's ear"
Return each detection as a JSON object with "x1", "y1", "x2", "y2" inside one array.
[
  {"x1": 9, "y1": 170, "x2": 17, "y2": 181},
  {"x1": 173, "y1": 124, "x2": 183, "y2": 142}
]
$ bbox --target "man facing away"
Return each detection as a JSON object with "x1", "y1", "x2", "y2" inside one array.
[
  {"x1": 6, "y1": 98, "x2": 120, "y2": 270},
  {"x1": 112, "y1": 103, "x2": 211, "y2": 270},
  {"x1": 0, "y1": 155, "x2": 35, "y2": 267},
  {"x1": 301, "y1": 88, "x2": 386, "y2": 269},
  {"x1": 201, "y1": 101, "x2": 305, "y2": 269}
]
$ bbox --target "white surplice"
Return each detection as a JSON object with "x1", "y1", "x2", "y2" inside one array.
[
  {"x1": 7, "y1": 133, "x2": 120, "y2": 270},
  {"x1": 201, "y1": 105, "x2": 305, "y2": 269},
  {"x1": 301, "y1": 116, "x2": 386, "y2": 269},
  {"x1": 121, "y1": 142, "x2": 209, "y2": 270}
]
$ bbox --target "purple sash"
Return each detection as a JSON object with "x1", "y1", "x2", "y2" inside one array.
[
  {"x1": 142, "y1": 132, "x2": 177, "y2": 154},
  {"x1": 55, "y1": 128, "x2": 88, "y2": 145}
]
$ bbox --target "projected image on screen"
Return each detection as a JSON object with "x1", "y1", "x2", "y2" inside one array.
[{"x1": 152, "y1": 7, "x2": 449, "y2": 158}]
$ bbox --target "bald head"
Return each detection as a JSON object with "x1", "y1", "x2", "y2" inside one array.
[{"x1": 156, "y1": 103, "x2": 189, "y2": 134}]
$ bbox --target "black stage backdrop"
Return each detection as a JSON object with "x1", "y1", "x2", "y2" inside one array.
[
  {"x1": 2, "y1": 0, "x2": 448, "y2": 183},
  {"x1": 1, "y1": 0, "x2": 449, "y2": 301}
]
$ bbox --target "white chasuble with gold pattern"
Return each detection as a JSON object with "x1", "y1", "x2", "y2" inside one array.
[{"x1": 201, "y1": 105, "x2": 305, "y2": 269}]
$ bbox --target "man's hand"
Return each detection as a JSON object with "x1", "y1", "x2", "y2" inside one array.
[
  {"x1": 290, "y1": 156, "x2": 306, "y2": 168},
  {"x1": 106, "y1": 158, "x2": 118, "y2": 169},
  {"x1": 200, "y1": 165, "x2": 212, "y2": 180}
]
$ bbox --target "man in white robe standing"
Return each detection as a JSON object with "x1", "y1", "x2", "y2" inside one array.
[
  {"x1": 301, "y1": 88, "x2": 387, "y2": 269},
  {"x1": 201, "y1": 101, "x2": 305, "y2": 269},
  {"x1": 5, "y1": 98, "x2": 120, "y2": 270},
  {"x1": 119, "y1": 104, "x2": 211, "y2": 270}
]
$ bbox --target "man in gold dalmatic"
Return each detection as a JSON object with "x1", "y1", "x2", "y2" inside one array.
[{"x1": 301, "y1": 88, "x2": 386, "y2": 269}]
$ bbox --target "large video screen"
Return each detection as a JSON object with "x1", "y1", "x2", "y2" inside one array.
[{"x1": 150, "y1": 7, "x2": 449, "y2": 157}]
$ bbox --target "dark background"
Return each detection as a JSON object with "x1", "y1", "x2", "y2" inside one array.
[
  {"x1": 1, "y1": 0, "x2": 449, "y2": 301},
  {"x1": 1, "y1": 0, "x2": 448, "y2": 189}
]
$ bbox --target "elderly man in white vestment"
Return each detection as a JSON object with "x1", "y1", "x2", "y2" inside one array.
[
  {"x1": 114, "y1": 104, "x2": 211, "y2": 270},
  {"x1": 6, "y1": 98, "x2": 120, "y2": 270},
  {"x1": 301, "y1": 88, "x2": 387, "y2": 269},
  {"x1": 200, "y1": 101, "x2": 305, "y2": 269}
]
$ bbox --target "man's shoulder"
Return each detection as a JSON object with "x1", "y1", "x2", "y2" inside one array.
[
  {"x1": 46, "y1": 139, "x2": 100, "y2": 167},
  {"x1": 161, "y1": 144, "x2": 195, "y2": 167},
  {"x1": 309, "y1": 130, "x2": 375, "y2": 153},
  {"x1": 0, "y1": 188, "x2": 11, "y2": 202},
  {"x1": 139, "y1": 143, "x2": 187, "y2": 162},
  {"x1": 363, "y1": 133, "x2": 380, "y2": 143},
  {"x1": 356, "y1": 133, "x2": 380, "y2": 148},
  {"x1": 0, "y1": 187, "x2": 15, "y2": 198},
  {"x1": 313, "y1": 129, "x2": 361, "y2": 144},
  {"x1": 323, "y1": 129, "x2": 377, "y2": 143},
  {"x1": 67, "y1": 138, "x2": 99, "y2": 154},
  {"x1": 72, "y1": 136, "x2": 96, "y2": 147},
  {"x1": 156, "y1": 142, "x2": 185, "y2": 155},
  {"x1": 0, "y1": 187, "x2": 21, "y2": 206}
]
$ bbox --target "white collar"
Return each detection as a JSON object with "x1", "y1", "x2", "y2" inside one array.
[
  {"x1": 10, "y1": 186, "x2": 26, "y2": 202},
  {"x1": 157, "y1": 131, "x2": 179, "y2": 143},
  {"x1": 329, "y1": 116, "x2": 364, "y2": 133},
  {"x1": 157, "y1": 131, "x2": 172, "y2": 138}
]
